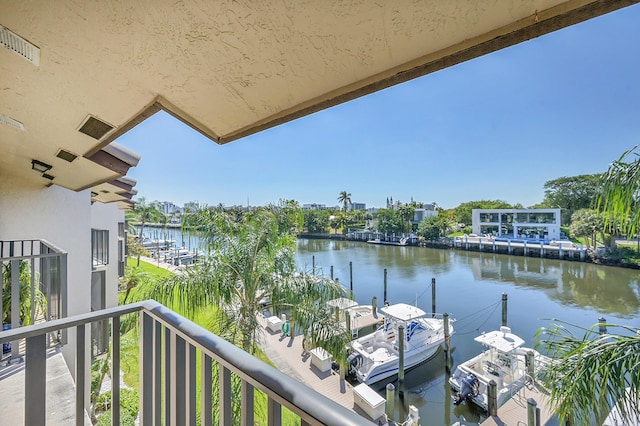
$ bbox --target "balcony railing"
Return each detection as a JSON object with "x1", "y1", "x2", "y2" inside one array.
[
  {"x1": 0, "y1": 300, "x2": 374, "y2": 426},
  {"x1": 1, "y1": 239, "x2": 67, "y2": 360}
]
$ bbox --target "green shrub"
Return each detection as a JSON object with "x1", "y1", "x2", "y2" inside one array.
[
  {"x1": 95, "y1": 388, "x2": 139, "y2": 419},
  {"x1": 96, "y1": 409, "x2": 136, "y2": 426}
]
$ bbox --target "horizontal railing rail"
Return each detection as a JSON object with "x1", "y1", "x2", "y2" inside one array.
[{"x1": 0, "y1": 300, "x2": 374, "y2": 426}]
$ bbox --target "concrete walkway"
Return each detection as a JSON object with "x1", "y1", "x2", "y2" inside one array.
[{"x1": 0, "y1": 348, "x2": 91, "y2": 425}]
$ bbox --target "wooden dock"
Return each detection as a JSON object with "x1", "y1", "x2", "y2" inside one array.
[
  {"x1": 481, "y1": 384, "x2": 555, "y2": 426},
  {"x1": 257, "y1": 315, "x2": 389, "y2": 424}
]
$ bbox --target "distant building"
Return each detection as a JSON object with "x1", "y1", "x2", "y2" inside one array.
[
  {"x1": 302, "y1": 203, "x2": 327, "y2": 210},
  {"x1": 413, "y1": 208, "x2": 437, "y2": 224},
  {"x1": 472, "y1": 209, "x2": 562, "y2": 240},
  {"x1": 351, "y1": 202, "x2": 366, "y2": 211},
  {"x1": 160, "y1": 201, "x2": 181, "y2": 215}
]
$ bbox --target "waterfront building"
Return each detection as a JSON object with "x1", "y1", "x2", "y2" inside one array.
[
  {"x1": 302, "y1": 203, "x2": 328, "y2": 210},
  {"x1": 472, "y1": 208, "x2": 562, "y2": 240}
]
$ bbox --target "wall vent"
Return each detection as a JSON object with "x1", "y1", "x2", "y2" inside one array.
[
  {"x1": 0, "y1": 25, "x2": 40, "y2": 66},
  {"x1": 78, "y1": 116, "x2": 114, "y2": 140},
  {"x1": 0, "y1": 113, "x2": 25, "y2": 130},
  {"x1": 56, "y1": 149, "x2": 78, "y2": 162},
  {"x1": 42, "y1": 173, "x2": 55, "y2": 180}
]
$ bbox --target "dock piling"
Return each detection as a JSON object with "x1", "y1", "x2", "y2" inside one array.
[
  {"x1": 527, "y1": 398, "x2": 538, "y2": 426},
  {"x1": 444, "y1": 313, "x2": 451, "y2": 374},
  {"x1": 398, "y1": 325, "x2": 405, "y2": 396},
  {"x1": 386, "y1": 383, "x2": 395, "y2": 421},
  {"x1": 501, "y1": 293, "x2": 508, "y2": 327},
  {"x1": 598, "y1": 316, "x2": 607, "y2": 334},
  {"x1": 372, "y1": 296, "x2": 378, "y2": 318},
  {"x1": 431, "y1": 277, "x2": 436, "y2": 318},
  {"x1": 384, "y1": 268, "x2": 388, "y2": 305},
  {"x1": 488, "y1": 380, "x2": 498, "y2": 416},
  {"x1": 349, "y1": 261, "x2": 353, "y2": 294},
  {"x1": 312, "y1": 255, "x2": 315, "y2": 274},
  {"x1": 330, "y1": 265, "x2": 333, "y2": 280}
]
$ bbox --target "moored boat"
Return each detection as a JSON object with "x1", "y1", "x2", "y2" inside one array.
[
  {"x1": 347, "y1": 303, "x2": 453, "y2": 385},
  {"x1": 448, "y1": 326, "x2": 550, "y2": 412}
]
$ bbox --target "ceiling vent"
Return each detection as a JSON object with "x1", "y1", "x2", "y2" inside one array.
[
  {"x1": 78, "y1": 116, "x2": 114, "y2": 140},
  {"x1": 0, "y1": 113, "x2": 25, "y2": 130},
  {"x1": 42, "y1": 173, "x2": 55, "y2": 180},
  {"x1": 100, "y1": 190, "x2": 109, "y2": 194},
  {"x1": 56, "y1": 149, "x2": 78, "y2": 162},
  {"x1": 0, "y1": 25, "x2": 40, "y2": 66}
]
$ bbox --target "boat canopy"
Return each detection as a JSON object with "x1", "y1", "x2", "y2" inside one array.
[
  {"x1": 474, "y1": 326, "x2": 525, "y2": 353},
  {"x1": 327, "y1": 298, "x2": 359, "y2": 310},
  {"x1": 380, "y1": 303, "x2": 427, "y2": 321}
]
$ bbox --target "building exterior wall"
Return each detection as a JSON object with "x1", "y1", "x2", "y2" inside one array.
[
  {"x1": 90, "y1": 202, "x2": 124, "y2": 310},
  {"x1": 0, "y1": 176, "x2": 124, "y2": 409},
  {"x1": 471, "y1": 208, "x2": 562, "y2": 240}
]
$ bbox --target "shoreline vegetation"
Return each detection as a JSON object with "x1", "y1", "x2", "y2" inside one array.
[{"x1": 296, "y1": 232, "x2": 640, "y2": 270}]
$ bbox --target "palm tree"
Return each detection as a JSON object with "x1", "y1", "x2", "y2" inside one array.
[
  {"x1": 131, "y1": 209, "x2": 349, "y2": 354},
  {"x1": 337, "y1": 191, "x2": 352, "y2": 212},
  {"x1": 132, "y1": 197, "x2": 165, "y2": 240},
  {"x1": 534, "y1": 146, "x2": 640, "y2": 424},
  {"x1": 597, "y1": 145, "x2": 640, "y2": 239},
  {"x1": 536, "y1": 321, "x2": 640, "y2": 424},
  {"x1": 397, "y1": 203, "x2": 415, "y2": 233}
]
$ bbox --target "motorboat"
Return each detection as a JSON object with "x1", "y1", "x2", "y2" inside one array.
[
  {"x1": 366, "y1": 237, "x2": 409, "y2": 246},
  {"x1": 448, "y1": 326, "x2": 550, "y2": 412},
  {"x1": 347, "y1": 303, "x2": 453, "y2": 385}
]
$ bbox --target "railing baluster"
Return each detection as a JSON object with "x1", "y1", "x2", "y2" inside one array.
[
  {"x1": 241, "y1": 381, "x2": 254, "y2": 426},
  {"x1": 76, "y1": 324, "x2": 86, "y2": 426},
  {"x1": 201, "y1": 354, "x2": 212, "y2": 426},
  {"x1": 25, "y1": 333, "x2": 46, "y2": 426},
  {"x1": 173, "y1": 333, "x2": 186, "y2": 424},
  {"x1": 164, "y1": 327, "x2": 172, "y2": 423},
  {"x1": 268, "y1": 396, "x2": 282, "y2": 426},
  {"x1": 10, "y1": 259, "x2": 20, "y2": 358},
  {"x1": 111, "y1": 316, "x2": 120, "y2": 426},
  {"x1": 154, "y1": 320, "x2": 163, "y2": 425},
  {"x1": 141, "y1": 312, "x2": 154, "y2": 424},
  {"x1": 220, "y1": 365, "x2": 232, "y2": 426},
  {"x1": 187, "y1": 344, "x2": 197, "y2": 426}
]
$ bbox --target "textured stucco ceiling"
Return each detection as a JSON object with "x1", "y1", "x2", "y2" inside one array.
[{"x1": 0, "y1": 0, "x2": 637, "y2": 197}]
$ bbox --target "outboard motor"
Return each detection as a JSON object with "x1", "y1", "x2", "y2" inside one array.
[
  {"x1": 453, "y1": 373, "x2": 479, "y2": 405},
  {"x1": 347, "y1": 352, "x2": 362, "y2": 374}
]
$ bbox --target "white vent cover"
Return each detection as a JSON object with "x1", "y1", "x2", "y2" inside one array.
[
  {"x1": 0, "y1": 113, "x2": 24, "y2": 130},
  {"x1": 0, "y1": 25, "x2": 40, "y2": 66}
]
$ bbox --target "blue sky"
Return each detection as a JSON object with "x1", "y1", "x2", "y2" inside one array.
[{"x1": 118, "y1": 4, "x2": 640, "y2": 210}]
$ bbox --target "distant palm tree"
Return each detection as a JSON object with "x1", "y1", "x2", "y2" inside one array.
[
  {"x1": 337, "y1": 191, "x2": 352, "y2": 212},
  {"x1": 132, "y1": 197, "x2": 165, "y2": 239},
  {"x1": 398, "y1": 203, "x2": 415, "y2": 233}
]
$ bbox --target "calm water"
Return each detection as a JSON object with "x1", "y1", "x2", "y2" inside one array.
[
  {"x1": 295, "y1": 238, "x2": 640, "y2": 425},
  {"x1": 140, "y1": 227, "x2": 640, "y2": 424}
]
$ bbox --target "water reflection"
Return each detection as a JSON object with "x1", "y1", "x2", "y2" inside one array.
[{"x1": 463, "y1": 252, "x2": 640, "y2": 316}]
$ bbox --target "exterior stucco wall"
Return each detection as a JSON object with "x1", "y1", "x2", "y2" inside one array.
[
  {"x1": 90, "y1": 202, "x2": 124, "y2": 309},
  {"x1": 0, "y1": 176, "x2": 92, "y2": 406}
]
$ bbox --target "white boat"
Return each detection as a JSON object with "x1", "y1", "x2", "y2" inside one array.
[
  {"x1": 448, "y1": 326, "x2": 550, "y2": 412},
  {"x1": 602, "y1": 387, "x2": 640, "y2": 426},
  {"x1": 347, "y1": 303, "x2": 453, "y2": 385},
  {"x1": 366, "y1": 237, "x2": 409, "y2": 246}
]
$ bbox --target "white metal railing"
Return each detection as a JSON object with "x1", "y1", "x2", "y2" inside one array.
[{"x1": 0, "y1": 300, "x2": 374, "y2": 426}]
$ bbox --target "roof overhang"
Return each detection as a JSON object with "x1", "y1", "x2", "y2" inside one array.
[{"x1": 1, "y1": 0, "x2": 637, "y2": 197}]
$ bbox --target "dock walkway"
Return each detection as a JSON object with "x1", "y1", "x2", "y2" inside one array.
[
  {"x1": 257, "y1": 315, "x2": 390, "y2": 424},
  {"x1": 481, "y1": 384, "x2": 554, "y2": 426}
]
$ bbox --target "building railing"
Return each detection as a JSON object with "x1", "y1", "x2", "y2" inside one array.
[
  {"x1": 1, "y1": 239, "x2": 67, "y2": 360},
  {"x1": 0, "y1": 300, "x2": 374, "y2": 426}
]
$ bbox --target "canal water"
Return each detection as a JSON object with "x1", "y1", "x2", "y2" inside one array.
[
  {"x1": 139, "y1": 227, "x2": 640, "y2": 424},
  {"x1": 295, "y1": 238, "x2": 640, "y2": 425}
]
